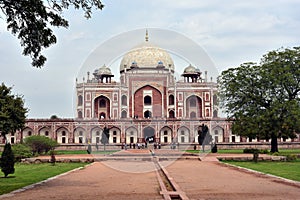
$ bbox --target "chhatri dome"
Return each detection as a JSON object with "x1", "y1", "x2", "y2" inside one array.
[
  {"x1": 120, "y1": 30, "x2": 174, "y2": 72},
  {"x1": 93, "y1": 64, "x2": 112, "y2": 76},
  {"x1": 183, "y1": 64, "x2": 197, "y2": 73}
]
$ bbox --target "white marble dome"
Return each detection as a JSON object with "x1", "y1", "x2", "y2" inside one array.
[{"x1": 120, "y1": 42, "x2": 174, "y2": 72}]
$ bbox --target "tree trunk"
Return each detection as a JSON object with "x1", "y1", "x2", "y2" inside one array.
[{"x1": 270, "y1": 134, "x2": 278, "y2": 153}]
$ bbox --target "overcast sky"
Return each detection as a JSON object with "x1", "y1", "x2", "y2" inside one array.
[{"x1": 0, "y1": 0, "x2": 299, "y2": 118}]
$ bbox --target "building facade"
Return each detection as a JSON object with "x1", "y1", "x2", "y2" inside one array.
[{"x1": 4, "y1": 34, "x2": 237, "y2": 146}]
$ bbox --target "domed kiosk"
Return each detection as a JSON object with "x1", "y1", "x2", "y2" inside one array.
[
  {"x1": 182, "y1": 64, "x2": 202, "y2": 83},
  {"x1": 93, "y1": 64, "x2": 114, "y2": 83}
]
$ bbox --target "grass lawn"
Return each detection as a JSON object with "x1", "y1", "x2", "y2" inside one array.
[
  {"x1": 277, "y1": 149, "x2": 300, "y2": 155},
  {"x1": 215, "y1": 149, "x2": 244, "y2": 154},
  {"x1": 186, "y1": 149, "x2": 244, "y2": 154},
  {"x1": 223, "y1": 160, "x2": 300, "y2": 182},
  {"x1": 0, "y1": 163, "x2": 87, "y2": 195},
  {"x1": 186, "y1": 148, "x2": 300, "y2": 155},
  {"x1": 55, "y1": 150, "x2": 119, "y2": 155}
]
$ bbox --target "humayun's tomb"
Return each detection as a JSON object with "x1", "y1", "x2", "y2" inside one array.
[{"x1": 3, "y1": 31, "x2": 300, "y2": 148}]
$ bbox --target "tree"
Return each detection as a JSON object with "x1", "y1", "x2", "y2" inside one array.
[
  {"x1": 0, "y1": 83, "x2": 27, "y2": 143},
  {"x1": 218, "y1": 47, "x2": 300, "y2": 153},
  {"x1": 12, "y1": 143, "x2": 32, "y2": 162},
  {"x1": 0, "y1": 143, "x2": 15, "y2": 177},
  {"x1": 24, "y1": 135, "x2": 59, "y2": 155},
  {"x1": 198, "y1": 124, "x2": 212, "y2": 152},
  {"x1": 50, "y1": 115, "x2": 59, "y2": 120},
  {"x1": 100, "y1": 127, "x2": 109, "y2": 151},
  {"x1": 0, "y1": 0, "x2": 104, "y2": 68}
]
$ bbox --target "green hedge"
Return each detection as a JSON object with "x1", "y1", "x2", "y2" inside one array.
[
  {"x1": 24, "y1": 135, "x2": 58, "y2": 155},
  {"x1": 243, "y1": 148, "x2": 269, "y2": 154},
  {"x1": 12, "y1": 144, "x2": 32, "y2": 162}
]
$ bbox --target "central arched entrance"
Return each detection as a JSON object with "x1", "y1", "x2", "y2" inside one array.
[
  {"x1": 143, "y1": 126, "x2": 155, "y2": 142},
  {"x1": 94, "y1": 95, "x2": 110, "y2": 119}
]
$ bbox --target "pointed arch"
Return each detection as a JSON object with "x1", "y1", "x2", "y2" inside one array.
[
  {"x1": 186, "y1": 95, "x2": 202, "y2": 118},
  {"x1": 109, "y1": 127, "x2": 121, "y2": 144},
  {"x1": 121, "y1": 95, "x2": 127, "y2": 106},
  {"x1": 143, "y1": 126, "x2": 155, "y2": 142},
  {"x1": 90, "y1": 126, "x2": 103, "y2": 144},
  {"x1": 169, "y1": 94, "x2": 174, "y2": 105},
  {"x1": 160, "y1": 126, "x2": 173, "y2": 144},
  {"x1": 125, "y1": 126, "x2": 138, "y2": 144},
  {"x1": 56, "y1": 127, "x2": 69, "y2": 144},
  {"x1": 169, "y1": 110, "x2": 175, "y2": 118},
  {"x1": 211, "y1": 126, "x2": 225, "y2": 143},
  {"x1": 133, "y1": 85, "x2": 162, "y2": 119},
  {"x1": 177, "y1": 126, "x2": 190, "y2": 143},
  {"x1": 121, "y1": 110, "x2": 127, "y2": 118},
  {"x1": 38, "y1": 126, "x2": 51, "y2": 137},
  {"x1": 74, "y1": 127, "x2": 87, "y2": 144},
  {"x1": 22, "y1": 127, "x2": 34, "y2": 139},
  {"x1": 94, "y1": 95, "x2": 110, "y2": 119}
]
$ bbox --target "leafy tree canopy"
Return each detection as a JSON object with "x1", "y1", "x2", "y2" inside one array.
[
  {"x1": 24, "y1": 135, "x2": 59, "y2": 154},
  {"x1": 0, "y1": 0, "x2": 104, "y2": 68},
  {"x1": 100, "y1": 127, "x2": 109, "y2": 145},
  {"x1": 218, "y1": 47, "x2": 300, "y2": 152},
  {"x1": 0, "y1": 83, "x2": 27, "y2": 141}
]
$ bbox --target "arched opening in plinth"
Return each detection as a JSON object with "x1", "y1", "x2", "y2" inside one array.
[{"x1": 143, "y1": 126, "x2": 155, "y2": 141}]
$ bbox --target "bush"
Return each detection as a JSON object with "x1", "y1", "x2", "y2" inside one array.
[
  {"x1": 243, "y1": 148, "x2": 257, "y2": 153},
  {"x1": 286, "y1": 154, "x2": 297, "y2": 161},
  {"x1": 24, "y1": 136, "x2": 59, "y2": 155},
  {"x1": 272, "y1": 152, "x2": 279, "y2": 156},
  {"x1": 0, "y1": 143, "x2": 15, "y2": 177},
  {"x1": 260, "y1": 149, "x2": 269, "y2": 154},
  {"x1": 243, "y1": 148, "x2": 269, "y2": 154},
  {"x1": 12, "y1": 144, "x2": 32, "y2": 162},
  {"x1": 211, "y1": 143, "x2": 218, "y2": 153}
]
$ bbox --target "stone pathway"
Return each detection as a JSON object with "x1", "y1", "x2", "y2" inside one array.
[
  {"x1": 164, "y1": 160, "x2": 300, "y2": 200},
  {"x1": 1, "y1": 152, "x2": 300, "y2": 200},
  {"x1": 1, "y1": 162, "x2": 162, "y2": 200}
]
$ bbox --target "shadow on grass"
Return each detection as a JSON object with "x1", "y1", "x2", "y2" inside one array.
[{"x1": 1, "y1": 176, "x2": 16, "y2": 179}]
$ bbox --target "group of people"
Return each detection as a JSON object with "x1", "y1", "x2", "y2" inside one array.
[{"x1": 122, "y1": 142, "x2": 162, "y2": 150}]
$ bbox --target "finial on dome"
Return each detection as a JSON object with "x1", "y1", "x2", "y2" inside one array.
[{"x1": 145, "y1": 29, "x2": 149, "y2": 42}]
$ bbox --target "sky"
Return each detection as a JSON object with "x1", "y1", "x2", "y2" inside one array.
[{"x1": 0, "y1": 0, "x2": 299, "y2": 118}]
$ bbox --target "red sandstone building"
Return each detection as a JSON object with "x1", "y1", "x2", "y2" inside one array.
[
  {"x1": 4, "y1": 34, "x2": 237, "y2": 147},
  {"x1": 3, "y1": 33, "x2": 299, "y2": 148}
]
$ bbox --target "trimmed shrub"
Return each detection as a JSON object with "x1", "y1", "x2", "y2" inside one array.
[
  {"x1": 211, "y1": 143, "x2": 218, "y2": 153},
  {"x1": 24, "y1": 136, "x2": 59, "y2": 155},
  {"x1": 243, "y1": 148, "x2": 257, "y2": 153},
  {"x1": 272, "y1": 152, "x2": 279, "y2": 156},
  {"x1": 0, "y1": 143, "x2": 15, "y2": 177},
  {"x1": 12, "y1": 144, "x2": 32, "y2": 162},
  {"x1": 243, "y1": 148, "x2": 269, "y2": 154},
  {"x1": 286, "y1": 154, "x2": 297, "y2": 161},
  {"x1": 260, "y1": 149, "x2": 269, "y2": 154}
]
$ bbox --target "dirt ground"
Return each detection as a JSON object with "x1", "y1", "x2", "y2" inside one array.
[{"x1": 1, "y1": 153, "x2": 300, "y2": 200}]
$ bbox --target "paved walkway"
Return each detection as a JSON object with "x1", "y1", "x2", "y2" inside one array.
[
  {"x1": 164, "y1": 160, "x2": 300, "y2": 200},
  {"x1": 1, "y1": 152, "x2": 300, "y2": 200}
]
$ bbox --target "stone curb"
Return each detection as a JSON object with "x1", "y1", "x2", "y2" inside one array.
[{"x1": 219, "y1": 162, "x2": 300, "y2": 188}]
